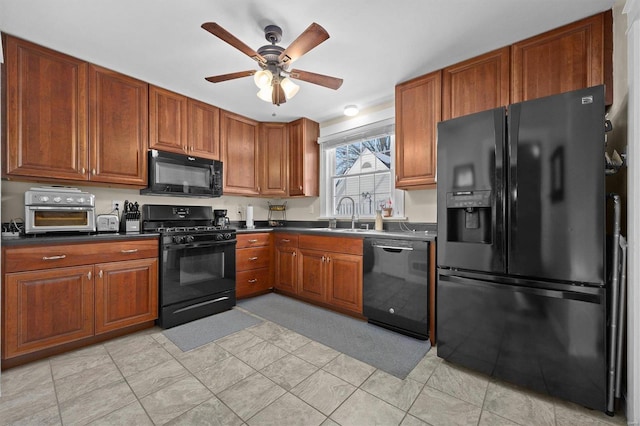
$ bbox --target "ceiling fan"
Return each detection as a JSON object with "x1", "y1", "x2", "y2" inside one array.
[{"x1": 201, "y1": 22, "x2": 343, "y2": 106}]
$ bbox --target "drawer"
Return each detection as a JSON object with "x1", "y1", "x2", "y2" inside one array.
[
  {"x1": 274, "y1": 233, "x2": 299, "y2": 248},
  {"x1": 237, "y1": 233, "x2": 271, "y2": 248},
  {"x1": 236, "y1": 247, "x2": 271, "y2": 270},
  {"x1": 236, "y1": 268, "x2": 271, "y2": 298},
  {"x1": 3, "y1": 239, "x2": 159, "y2": 273},
  {"x1": 299, "y1": 235, "x2": 363, "y2": 256}
]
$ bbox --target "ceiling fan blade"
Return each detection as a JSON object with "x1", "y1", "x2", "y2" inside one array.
[
  {"x1": 205, "y1": 70, "x2": 256, "y2": 83},
  {"x1": 278, "y1": 23, "x2": 329, "y2": 64},
  {"x1": 289, "y1": 69, "x2": 343, "y2": 90},
  {"x1": 273, "y1": 83, "x2": 287, "y2": 105},
  {"x1": 202, "y1": 22, "x2": 266, "y2": 64}
]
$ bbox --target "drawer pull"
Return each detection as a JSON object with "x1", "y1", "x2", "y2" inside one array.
[
  {"x1": 248, "y1": 279, "x2": 258, "y2": 283},
  {"x1": 43, "y1": 255, "x2": 66, "y2": 261},
  {"x1": 248, "y1": 239, "x2": 259, "y2": 243},
  {"x1": 281, "y1": 239, "x2": 291, "y2": 243},
  {"x1": 248, "y1": 256, "x2": 259, "y2": 261},
  {"x1": 121, "y1": 249, "x2": 139, "y2": 254}
]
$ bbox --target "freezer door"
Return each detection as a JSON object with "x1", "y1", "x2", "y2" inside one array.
[
  {"x1": 507, "y1": 86, "x2": 605, "y2": 285},
  {"x1": 437, "y1": 270, "x2": 607, "y2": 411},
  {"x1": 437, "y1": 108, "x2": 506, "y2": 273}
]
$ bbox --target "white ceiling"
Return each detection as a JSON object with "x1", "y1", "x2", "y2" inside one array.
[{"x1": 0, "y1": 0, "x2": 616, "y2": 124}]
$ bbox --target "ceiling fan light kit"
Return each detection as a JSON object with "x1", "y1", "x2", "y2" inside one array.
[{"x1": 202, "y1": 21, "x2": 343, "y2": 106}]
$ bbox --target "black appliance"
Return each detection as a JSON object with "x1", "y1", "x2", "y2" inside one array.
[
  {"x1": 142, "y1": 204, "x2": 236, "y2": 328},
  {"x1": 141, "y1": 149, "x2": 223, "y2": 198},
  {"x1": 214, "y1": 209, "x2": 230, "y2": 228},
  {"x1": 436, "y1": 86, "x2": 608, "y2": 412},
  {"x1": 363, "y1": 237, "x2": 430, "y2": 340}
]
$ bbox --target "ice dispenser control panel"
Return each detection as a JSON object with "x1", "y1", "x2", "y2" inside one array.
[{"x1": 446, "y1": 190, "x2": 491, "y2": 208}]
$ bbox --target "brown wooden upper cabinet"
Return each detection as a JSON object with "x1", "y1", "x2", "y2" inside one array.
[
  {"x1": 4, "y1": 35, "x2": 89, "y2": 181},
  {"x1": 442, "y1": 47, "x2": 510, "y2": 120},
  {"x1": 395, "y1": 70, "x2": 441, "y2": 190},
  {"x1": 288, "y1": 118, "x2": 319, "y2": 197},
  {"x1": 220, "y1": 110, "x2": 260, "y2": 195},
  {"x1": 149, "y1": 86, "x2": 188, "y2": 154},
  {"x1": 89, "y1": 65, "x2": 148, "y2": 186},
  {"x1": 3, "y1": 35, "x2": 148, "y2": 186},
  {"x1": 260, "y1": 122, "x2": 289, "y2": 197},
  {"x1": 511, "y1": 11, "x2": 613, "y2": 105},
  {"x1": 188, "y1": 98, "x2": 220, "y2": 160}
]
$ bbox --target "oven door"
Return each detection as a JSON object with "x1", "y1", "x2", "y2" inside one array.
[
  {"x1": 25, "y1": 206, "x2": 96, "y2": 234},
  {"x1": 161, "y1": 240, "x2": 236, "y2": 307}
]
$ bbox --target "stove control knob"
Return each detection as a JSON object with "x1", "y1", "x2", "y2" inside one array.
[
  {"x1": 173, "y1": 236, "x2": 184, "y2": 244},
  {"x1": 185, "y1": 235, "x2": 195, "y2": 243},
  {"x1": 223, "y1": 233, "x2": 233, "y2": 240},
  {"x1": 215, "y1": 233, "x2": 224, "y2": 241}
]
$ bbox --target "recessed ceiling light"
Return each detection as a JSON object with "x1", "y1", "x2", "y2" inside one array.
[{"x1": 344, "y1": 105, "x2": 359, "y2": 116}]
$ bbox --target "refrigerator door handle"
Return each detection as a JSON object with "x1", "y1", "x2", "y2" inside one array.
[{"x1": 440, "y1": 274, "x2": 602, "y2": 304}]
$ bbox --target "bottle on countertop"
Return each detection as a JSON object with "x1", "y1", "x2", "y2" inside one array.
[{"x1": 375, "y1": 210, "x2": 383, "y2": 231}]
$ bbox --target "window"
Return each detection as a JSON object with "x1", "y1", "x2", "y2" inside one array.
[{"x1": 319, "y1": 119, "x2": 403, "y2": 218}]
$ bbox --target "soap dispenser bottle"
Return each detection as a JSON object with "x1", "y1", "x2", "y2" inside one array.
[{"x1": 375, "y1": 209, "x2": 383, "y2": 231}]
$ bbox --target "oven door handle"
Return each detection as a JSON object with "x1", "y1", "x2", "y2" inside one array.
[
  {"x1": 28, "y1": 206, "x2": 94, "y2": 211},
  {"x1": 164, "y1": 241, "x2": 235, "y2": 250}
]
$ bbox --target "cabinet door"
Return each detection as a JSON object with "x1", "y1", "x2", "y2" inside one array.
[
  {"x1": 395, "y1": 71, "x2": 441, "y2": 189},
  {"x1": 274, "y1": 246, "x2": 298, "y2": 293},
  {"x1": 4, "y1": 35, "x2": 89, "y2": 181},
  {"x1": 3, "y1": 266, "x2": 94, "y2": 358},
  {"x1": 220, "y1": 110, "x2": 260, "y2": 195},
  {"x1": 297, "y1": 249, "x2": 326, "y2": 303},
  {"x1": 89, "y1": 65, "x2": 148, "y2": 185},
  {"x1": 511, "y1": 11, "x2": 612, "y2": 105},
  {"x1": 188, "y1": 99, "x2": 220, "y2": 160},
  {"x1": 260, "y1": 123, "x2": 288, "y2": 196},
  {"x1": 149, "y1": 85, "x2": 188, "y2": 154},
  {"x1": 288, "y1": 118, "x2": 319, "y2": 197},
  {"x1": 326, "y1": 252, "x2": 363, "y2": 314},
  {"x1": 94, "y1": 258, "x2": 158, "y2": 335},
  {"x1": 442, "y1": 47, "x2": 510, "y2": 120}
]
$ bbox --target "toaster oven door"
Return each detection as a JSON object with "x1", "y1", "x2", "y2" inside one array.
[{"x1": 25, "y1": 206, "x2": 96, "y2": 233}]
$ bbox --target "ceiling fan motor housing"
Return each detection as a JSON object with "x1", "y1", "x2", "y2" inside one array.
[{"x1": 264, "y1": 25, "x2": 283, "y2": 44}]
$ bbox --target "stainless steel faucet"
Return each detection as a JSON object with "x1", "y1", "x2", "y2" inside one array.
[{"x1": 336, "y1": 196, "x2": 358, "y2": 229}]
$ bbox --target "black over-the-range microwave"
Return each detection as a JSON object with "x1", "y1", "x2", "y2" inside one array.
[{"x1": 141, "y1": 149, "x2": 223, "y2": 197}]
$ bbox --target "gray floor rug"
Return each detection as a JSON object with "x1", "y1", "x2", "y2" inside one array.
[
  {"x1": 163, "y1": 309, "x2": 263, "y2": 351},
  {"x1": 238, "y1": 293, "x2": 431, "y2": 379}
]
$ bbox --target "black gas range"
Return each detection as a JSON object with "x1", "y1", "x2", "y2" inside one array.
[{"x1": 142, "y1": 205, "x2": 236, "y2": 328}]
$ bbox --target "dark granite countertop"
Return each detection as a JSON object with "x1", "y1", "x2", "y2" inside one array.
[
  {"x1": 1, "y1": 232, "x2": 160, "y2": 246},
  {"x1": 236, "y1": 225, "x2": 437, "y2": 241}
]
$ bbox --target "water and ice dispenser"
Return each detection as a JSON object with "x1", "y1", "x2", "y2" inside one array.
[{"x1": 446, "y1": 190, "x2": 492, "y2": 244}]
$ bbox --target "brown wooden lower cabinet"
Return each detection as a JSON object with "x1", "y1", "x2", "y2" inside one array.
[
  {"x1": 1, "y1": 238, "x2": 159, "y2": 362},
  {"x1": 95, "y1": 258, "x2": 158, "y2": 335},
  {"x1": 235, "y1": 233, "x2": 272, "y2": 298},
  {"x1": 273, "y1": 233, "x2": 299, "y2": 294}
]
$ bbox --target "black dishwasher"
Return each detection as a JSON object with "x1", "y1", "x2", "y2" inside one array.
[{"x1": 363, "y1": 238, "x2": 430, "y2": 340}]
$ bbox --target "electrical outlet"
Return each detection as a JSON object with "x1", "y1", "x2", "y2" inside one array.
[
  {"x1": 112, "y1": 200, "x2": 124, "y2": 211},
  {"x1": 237, "y1": 205, "x2": 243, "y2": 216}
]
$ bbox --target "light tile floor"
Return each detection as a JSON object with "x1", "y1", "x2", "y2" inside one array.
[{"x1": 0, "y1": 309, "x2": 629, "y2": 426}]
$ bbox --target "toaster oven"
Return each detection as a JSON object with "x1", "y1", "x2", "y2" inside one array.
[{"x1": 24, "y1": 187, "x2": 96, "y2": 234}]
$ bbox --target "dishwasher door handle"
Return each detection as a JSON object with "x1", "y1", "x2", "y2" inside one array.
[{"x1": 372, "y1": 244, "x2": 414, "y2": 251}]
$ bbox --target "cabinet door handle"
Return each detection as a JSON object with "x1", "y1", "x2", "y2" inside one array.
[
  {"x1": 299, "y1": 185, "x2": 303, "y2": 190},
  {"x1": 248, "y1": 279, "x2": 258, "y2": 283},
  {"x1": 326, "y1": 256, "x2": 331, "y2": 263},
  {"x1": 248, "y1": 239, "x2": 258, "y2": 243},
  {"x1": 43, "y1": 255, "x2": 66, "y2": 261},
  {"x1": 99, "y1": 270, "x2": 103, "y2": 278},
  {"x1": 91, "y1": 169, "x2": 96, "y2": 175},
  {"x1": 81, "y1": 168, "x2": 86, "y2": 174},
  {"x1": 322, "y1": 255, "x2": 326, "y2": 262},
  {"x1": 292, "y1": 251, "x2": 297, "y2": 257},
  {"x1": 87, "y1": 271, "x2": 92, "y2": 280},
  {"x1": 281, "y1": 239, "x2": 291, "y2": 243},
  {"x1": 121, "y1": 249, "x2": 139, "y2": 254},
  {"x1": 248, "y1": 256, "x2": 259, "y2": 261}
]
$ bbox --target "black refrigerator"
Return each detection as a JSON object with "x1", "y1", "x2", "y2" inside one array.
[{"x1": 436, "y1": 85, "x2": 607, "y2": 412}]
